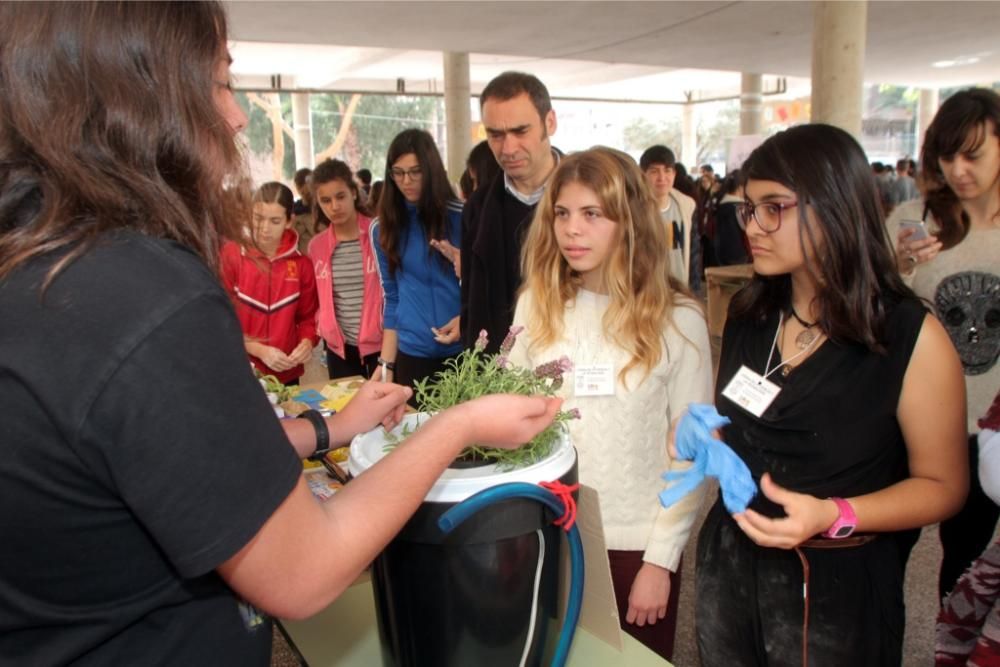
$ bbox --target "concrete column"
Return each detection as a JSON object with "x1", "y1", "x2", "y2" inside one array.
[
  {"x1": 917, "y1": 87, "x2": 940, "y2": 159},
  {"x1": 291, "y1": 93, "x2": 315, "y2": 170},
  {"x1": 740, "y1": 73, "x2": 763, "y2": 136},
  {"x1": 810, "y1": 0, "x2": 867, "y2": 137},
  {"x1": 682, "y1": 102, "x2": 697, "y2": 167},
  {"x1": 443, "y1": 52, "x2": 472, "y2": 183}
]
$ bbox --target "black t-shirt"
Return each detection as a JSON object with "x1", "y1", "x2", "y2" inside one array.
[
  {"x1": 0, "y1": 232, "x2": 302, "y2": 665},
  {"x1": 716, "y1": 297, "x2": 927, "y2": 517}
]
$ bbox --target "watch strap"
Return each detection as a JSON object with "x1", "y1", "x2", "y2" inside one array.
[
  {"x1": 822, "y1": 497, "x2": 857, "y2": 539},
  {"x1": 298, "y1": 409, "x2": 330, "y2": 459}
]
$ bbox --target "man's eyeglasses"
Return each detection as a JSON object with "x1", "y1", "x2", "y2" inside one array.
[
  {"x1": 390, "y1": 167, "x2": 422, "y2": 182},
  {"x1": 737, "y1": 200, "x2": 798, "y2": 233}
]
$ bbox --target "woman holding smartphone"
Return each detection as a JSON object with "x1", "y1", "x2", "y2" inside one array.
[
  {"x1": 886, "y1": 87, "x2": 1000, "y2": 600},
  {"x1": 370, "y1": 129, "x2": 463, "y2": 393}
]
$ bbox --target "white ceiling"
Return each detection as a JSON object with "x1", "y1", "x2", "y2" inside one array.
[{"x1": 225, "y1": 1, "x2": 1000, "y2": 103}]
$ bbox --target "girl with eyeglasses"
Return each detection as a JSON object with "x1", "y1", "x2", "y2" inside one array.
[
  {"x1": 371, "y1": 129, "x2": 463, "y2": 396},
  {"x1": 886, "y1": 88, "x2": 1000, "y2": 603},
  {"x1": 695, "y1": 124, "x2": 967, "y2": 666},
  {"x1": 308, "y1": 158, "x2": 384, "y2": 380}
]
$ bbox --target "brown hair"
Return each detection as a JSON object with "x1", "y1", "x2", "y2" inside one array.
[
  {"x1": 253, "y1": 182, "x2": 295, "y2": 220},
  {"x1": 377, "y1": 129, "x2": 455, "y2": 275},
  {"x1": 920, "y1": 88, "x2": 1000, "y2": 249},
  {"x1": 0, "y1": 1, "x2": 248, "y2": 283},
  {"x1": 311, "y1": 158, "x2": 371, "y2": 229}
]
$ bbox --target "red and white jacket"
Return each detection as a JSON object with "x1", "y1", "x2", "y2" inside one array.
[
  {"x1": 307, "y1": 214, "x2": 383, "y2": 360},
  {"x1": 220, "y1": 229, "x2": 319, "y2": 383}
]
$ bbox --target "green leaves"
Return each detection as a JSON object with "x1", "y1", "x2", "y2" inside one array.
[{"x1": 384, "y1": 329, "x2": 578, "y2": 470}]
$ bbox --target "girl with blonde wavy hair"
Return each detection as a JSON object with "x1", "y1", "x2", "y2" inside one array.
[{"x1": 507, "y1": 146, "x2": 713, "y2": 660}]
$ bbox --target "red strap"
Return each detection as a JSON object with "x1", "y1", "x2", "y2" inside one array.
[
  {"x1": 539, "y1": 481, "x2": 580, "y2": 531},
  {"x1": 979, "y1": 390, "x2": 1000, "y2": 431}
]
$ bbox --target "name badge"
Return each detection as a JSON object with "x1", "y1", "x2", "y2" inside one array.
[
  {"x1": 575, "y1": 364, "x2": 615, "y2": 396},
  {"x1": 721, "y1": 365, "x2": 781, "y2": 418}
]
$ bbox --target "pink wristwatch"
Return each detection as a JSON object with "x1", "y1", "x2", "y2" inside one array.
[{"x1": 822, "y1": 497, "x2": 857, "y2": 539}]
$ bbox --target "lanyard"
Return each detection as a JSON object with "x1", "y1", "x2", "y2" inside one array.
[{"x1": 762, "y1": 316, "x2": 822, "y2": 380}]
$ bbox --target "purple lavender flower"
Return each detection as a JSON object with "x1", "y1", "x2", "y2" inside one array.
[
  {"x1": 534, "y1": 355, "x2": 573, "y2": 380},
  {"x1": 499, "y1": 325, "x2": 524, "y2": 356},
  {"x1": 567, "y1": 408, "x2": 581, "y2": 420},
  {"x1": 474, "y1": 329, "x2": 489, "y2": 352}
]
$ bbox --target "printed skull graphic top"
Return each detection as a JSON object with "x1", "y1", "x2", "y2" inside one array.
[{"x1": 935, "y1": 271, "x2": 1000, "y2": 376}]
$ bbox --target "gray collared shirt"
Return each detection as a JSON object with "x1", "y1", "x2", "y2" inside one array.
[{"x1": 503, "y1": 149, "x2": 560, "y2": 206}]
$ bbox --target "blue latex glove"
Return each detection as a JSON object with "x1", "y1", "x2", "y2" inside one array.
[{"x1": 659, "y1": 403, "x2": 757, "y2": 514}]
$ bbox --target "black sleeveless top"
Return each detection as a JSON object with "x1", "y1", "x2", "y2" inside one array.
[{"x1": 715, "y1": 297, "x2": 928, "y2": 518}]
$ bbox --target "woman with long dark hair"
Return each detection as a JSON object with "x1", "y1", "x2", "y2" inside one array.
[
  {"x1": 371, "y1": 128, "x2": 464, "y2": 392},
  {"x1": 694, "y1": 124, "x2": 967, "y2": 665},
  {"x1": 887, "y1": 88, "x2": 1000, "y2": 600},
  {"x1": 0, "y1": 4, "x2": 559, "y2": 662},
  {"x1": 308, "y1": 158, "x2": 383, "y2": 380}
]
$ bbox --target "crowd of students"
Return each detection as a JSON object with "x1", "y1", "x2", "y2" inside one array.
[{"x1": 1, "y1": 3, "x2": 998, "y2": 666}]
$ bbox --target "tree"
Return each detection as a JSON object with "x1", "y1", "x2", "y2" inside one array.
[
  {"x1": 695, "y1": 103, "x2": 740, "y2": 165},
  {"x1": 236, "y1": 91, "x2": 444, "y2": 182},
  {"x1": 622, "y1": 117, "x2": 682, "y2": 154},
  {"x1": 311, "y1": 94, "x2": 443, "y2": 174},
  {"x1": 236, "y1": 92, "x2": 296, "y2": 181}
]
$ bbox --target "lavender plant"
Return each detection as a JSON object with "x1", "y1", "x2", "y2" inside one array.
[{"x1": 389, "y1": 326, "x2": 579, "y2": 470}]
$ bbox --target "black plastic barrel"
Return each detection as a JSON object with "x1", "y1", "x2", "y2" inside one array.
[{"x1": 349, "y1": 415, "x2": 578, "y2": 667}]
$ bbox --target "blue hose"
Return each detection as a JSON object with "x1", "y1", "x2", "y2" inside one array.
[{"x1": 438, "y1": 482, "x2": 585, "y2": 667}]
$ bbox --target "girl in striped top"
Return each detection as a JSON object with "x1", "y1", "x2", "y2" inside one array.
[{"x1": 307, "y1": 159, "x2": 384, "y2": 380}]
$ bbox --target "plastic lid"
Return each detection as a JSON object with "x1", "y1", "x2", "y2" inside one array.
[{"x1": 348, "y1": 412, "x2": 576, "y2": 503}]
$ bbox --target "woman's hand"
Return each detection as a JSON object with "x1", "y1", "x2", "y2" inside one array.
[
  {"x1": 288, "y1": 339, "x2": 314, "y2": 365},
  {"x1": 370, "y1": 365, "x2": 395, "y2": 384},
  {"x1": 430, "y1": 239, "x2": 460, "y2": 278},
  {"x1": 257, "y1": 344, "x2": 295, "y2": 372},
  {"x1": 732, "y1": 473, "x2": 839, "y2": 549},
  {"x1": 626, "y1": 562, "x2": 670, "y2": 627},
  {"x1": 333, "y1": 380, "x2": 412, "y2": 438},
  {"x1": 432, "y1": 316, "x2": 460, "y2": 345},
  {"x1": 448, "y1": 394, "x2": 562, "y2": 450},
  {"x1": 896, "y1": 226, "x2": 942, "y2": 273}
]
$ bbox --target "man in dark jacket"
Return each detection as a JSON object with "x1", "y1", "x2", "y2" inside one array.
[{"x1": 460, "y1": 71, "x2": 559, "y2": 354}]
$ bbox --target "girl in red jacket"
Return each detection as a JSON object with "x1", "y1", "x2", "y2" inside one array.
[
  {"x1": 221, "y1": 182, "x2": 319, "y2": 384},
  {"x1": 307, "y1": 159, "x2": 384, "y2": 380}
]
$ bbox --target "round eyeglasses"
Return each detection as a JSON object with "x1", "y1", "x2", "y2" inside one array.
[{"x1": 737, "y1": 200, "x2": 799, "y2": 233}]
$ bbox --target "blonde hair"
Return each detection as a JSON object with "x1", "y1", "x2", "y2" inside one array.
[{"x1": 520, "y1": 146, "x2": 687, "y2": 384}]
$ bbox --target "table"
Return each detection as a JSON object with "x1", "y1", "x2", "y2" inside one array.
[
  {"x1": 283, "y1": 381, "x2": 672, "y2": 667},
  {"x1": 278, "y1": 577, "x2": 673, "y2": 667}
]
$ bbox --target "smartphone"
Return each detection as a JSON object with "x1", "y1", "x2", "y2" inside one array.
[{"x1": 899, "y1": 220, "x2": 929, "y2": 241}]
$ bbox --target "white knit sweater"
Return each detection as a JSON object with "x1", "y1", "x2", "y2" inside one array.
[{"x1": 509, "y1": 289, "x2": 713, "y2": 571}]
